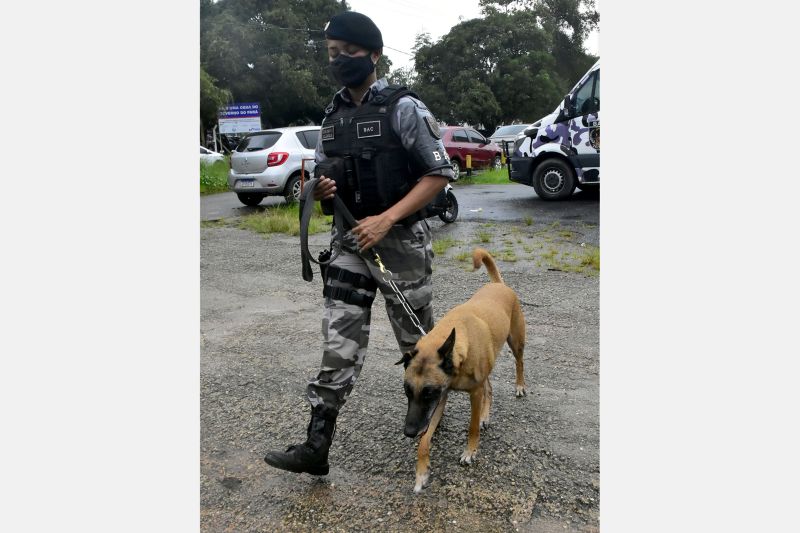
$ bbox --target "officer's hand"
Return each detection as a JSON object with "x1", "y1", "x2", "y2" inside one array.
[
  {"x1": 353, "y1": 214, "x2": 393, "y2": 252},
  {"x1": 313, "y1": 176, "x2": 337, "y2": 201}
]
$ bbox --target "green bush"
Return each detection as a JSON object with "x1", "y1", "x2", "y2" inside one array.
[{"x1": 200, "y1": 160, "x2": 229, "y2": 195}]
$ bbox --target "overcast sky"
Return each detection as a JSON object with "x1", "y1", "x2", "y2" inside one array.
[{"x1": 345, "y1": 0, "x2": 600, "y2": 71}]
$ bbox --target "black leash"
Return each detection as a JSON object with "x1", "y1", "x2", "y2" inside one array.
[{"x1": 298, "y1": 178, "x2": 427, "y2": 336}]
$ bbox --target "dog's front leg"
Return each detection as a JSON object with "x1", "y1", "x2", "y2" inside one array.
[
  {"x1": 460, "y1": 385, "x2": 484, "y2": 465},
  {"x1": 414, "y1": 392, "x2": 448, "y2": 493}
]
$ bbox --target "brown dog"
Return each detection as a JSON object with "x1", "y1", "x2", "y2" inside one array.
[{"x1": 395, "y1": 248, "x2": 527, "y2": 493}]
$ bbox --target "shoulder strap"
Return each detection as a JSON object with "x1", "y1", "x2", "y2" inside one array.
[{"x1": 371, "y1": 84, "x2": 419, "y2": 107}]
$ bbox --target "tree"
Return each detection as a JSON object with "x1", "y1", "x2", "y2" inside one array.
[
  {"x1": 200, "y1": 66, "x2": 232, "y2": 134},
  {"x1": 409, "y1": 1, "x2": 598, "y2": 130},
  {"x1": 200, "y1": 0, "x2": 391, "y2": 127}
]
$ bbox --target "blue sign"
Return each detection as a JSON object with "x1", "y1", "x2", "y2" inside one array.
[{"x1": 219, "y1": 103, "x2": 261, "y2": 119}]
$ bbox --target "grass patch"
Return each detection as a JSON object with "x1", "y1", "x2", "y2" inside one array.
[
  {"x1": 558, "y1": 230, "x2": 575, "y2": 239},
  {"x1": 456, "y1": 167, "x2": 512, "y2": 185},
  {"x1": 499, "y1": 249, "x2": 518, "y2": 262},
  {"x1": 476, "y1": 231, "x2": 492, "y2": 244},
  {"x1": 200, "y1": 160, "x2": 230, "y2": 195},
  {"x1": 433, "y1": 237, "x2": 460, "y2": 255},
  {"x1": 453, "y1": 251, "x2": 471, "y2": 262},
  {"x1": 238, "y1": 203, "x2": 331, "y2": 236},
  {"x1": 524, "y1": 216, "x2": 533, "y2": 226},
  {"x1": 578, "y1": 246, "x2": 600, "y2": 271}
]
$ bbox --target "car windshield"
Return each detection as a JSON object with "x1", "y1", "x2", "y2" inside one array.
[
  {"x1": 493, "y1": 125, "x2": 527, "y2": 136},
  {"x1": 236, "y1": 132, "x2": 282, "y2": 152}
]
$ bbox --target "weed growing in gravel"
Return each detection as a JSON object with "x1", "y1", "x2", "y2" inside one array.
[
  {"x1": 578, "y1": 246, "x2": 600, "y2": 271},
  {"x1": 476, "y1": 231, "x2": 492, "y2": 243},
  {"x1": 433, "y1": 237, "x2": 460, "y2": 255},
  {"x1": 453, "y1": 251, "x2": 471, "y2": 262},
  {"x1": 558, "y1": 230, "x2": 575, "y2": 239},
  {"x1": 201, "y1": 218, "x2": 231, "y2": 228},
  {"x1": 239, "y1": 203, "x2": 331, "y2": 236},
  {"x1": 524, "y1": 216, "x2": 533, "y2": 226},
  {"x1": 499, "y1": 249, "x2": 518, "y2": 262}
]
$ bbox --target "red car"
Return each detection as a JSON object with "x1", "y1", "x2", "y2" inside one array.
[{"x1": 440, "y1": 126, "x2": 503, "y2": 177}]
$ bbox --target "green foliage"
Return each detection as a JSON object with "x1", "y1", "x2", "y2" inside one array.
[
  {"x1": 200, "y1": 160, "x2": 230, "y2": 195},
  {"x1": 201, "y1": 0, "x2": 365, "y2": 128},
  {"x1": 412, "y1": 1, "x2": 598, "y2": 131},
  {"x1": 457, "y1": 167, "x2": 511, "y2": 185},
  {"x1": 200, "y1": 67, "x2": 233, "y2": 132}
]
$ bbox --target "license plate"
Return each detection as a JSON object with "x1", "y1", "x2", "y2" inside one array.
[{"x1": 239, "y1": 180, "x2": 255, "y2": 188}]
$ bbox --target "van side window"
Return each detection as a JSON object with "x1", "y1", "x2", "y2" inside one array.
[{"x1": 573, "y1": 71, "x2": 599, "y2": 116}]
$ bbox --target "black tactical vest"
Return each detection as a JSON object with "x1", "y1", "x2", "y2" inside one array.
[{"x1": 319, "y1": 85, "x2": 419, "y2": 220}]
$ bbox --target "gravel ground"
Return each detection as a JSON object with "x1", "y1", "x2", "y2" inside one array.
[{"x1": 201, "y1": 214, "x2": 599, "y2": 532}]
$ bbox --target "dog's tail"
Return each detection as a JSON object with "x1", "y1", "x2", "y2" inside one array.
[{"x1": 472, "y1": 247, "x2": 504, "y2": 284}]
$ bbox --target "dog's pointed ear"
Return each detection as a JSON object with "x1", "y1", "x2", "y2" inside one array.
[
  {"x1": 438, "y1": 328, "x2": 456, "y2": 376},
  {"x1": 394, "y1": 349, "x2": 417, "y2": 369}
]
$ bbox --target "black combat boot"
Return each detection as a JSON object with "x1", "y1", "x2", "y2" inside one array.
[{"x1": 264, "y1": 405, "x2": 337, "y2": 475}]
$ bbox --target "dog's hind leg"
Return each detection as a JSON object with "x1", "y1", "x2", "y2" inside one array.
[
  {"x1": 460, "y1": 385, "x2": 484, "y2": 465},
  {"x1": 480, "y1": 378, "x2": 493, "y2": 429},
  {"x1": 508, "y1": 301, "x2": 527, "y2": 397},
  {"x1": 414, "y1": 392, "x2": 448, "y2": 494}
]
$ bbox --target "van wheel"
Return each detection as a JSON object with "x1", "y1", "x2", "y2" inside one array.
[
  {"x1": 284, "y1": 174, "x2": 301, "y2": 203},
  {"x1": 237, "y1": 193, "x2": 264, "y2": 207},
  {"x1": 532, "y1": 158, "x2": 576, "y2": 201}
]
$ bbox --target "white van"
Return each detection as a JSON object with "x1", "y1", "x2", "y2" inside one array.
[{"x1": 508, "y1": 60, "x2": 599, "y2": 200}]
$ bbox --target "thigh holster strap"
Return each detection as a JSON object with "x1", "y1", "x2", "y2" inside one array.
[
  {"x1": 323, "y1": 285, "x2": 375, "y2": 307},
  {"x1": 325, "y1": 265, "x2": 377, "y2": 291}
]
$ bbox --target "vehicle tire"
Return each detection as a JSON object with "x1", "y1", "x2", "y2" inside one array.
[
  {"x1": 531, "y1": 158, "x2": 576, "y2": 201},
  {"x1": 493, "y1": 154, "x2": 502, "y2": 170},
  {"x1": 237, "y1": 193, "x2": 264, "y2": 207},
  {"x1": 438, "y1": 190, "x2": 459, "y2": 223},
  {"x1": 283, "y1": 174, "x2": 302, "y2": 204},
  {"x1": 451, "y1": 159, "x2": 461, "y2": 178}
]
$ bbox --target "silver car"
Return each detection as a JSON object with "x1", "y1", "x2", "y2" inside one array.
[
  {"x1": 488, "y1": 124, "x2": 530, "y2": 156},
  {"x1": 228, "y1": 126, "x2": 319, "y2": 206}
]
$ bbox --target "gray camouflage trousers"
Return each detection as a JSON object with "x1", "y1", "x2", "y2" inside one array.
[{"x1": 307, "y1": 219, "x2": 434, "y2": 413}]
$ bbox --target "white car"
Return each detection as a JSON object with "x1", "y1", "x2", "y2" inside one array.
[
  {"x1": 488, "y1": 124, "x2": 530, "y2": 156},
  {"x1": 200, "y1": 146, "x2": 225, "y2": 165},
  {"x1": 228, "y1": 126, "x2": 319, "y2": 206}
]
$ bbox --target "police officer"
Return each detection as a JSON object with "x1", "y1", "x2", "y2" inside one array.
[{"x1": 264, "y1": 11, "x2": 454, "y2": 475}]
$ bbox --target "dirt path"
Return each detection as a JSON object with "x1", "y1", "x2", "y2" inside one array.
[{"x1": 201, "y1": 215, "x2": 599, "y2": 532}]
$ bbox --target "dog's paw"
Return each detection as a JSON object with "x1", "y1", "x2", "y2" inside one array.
[
  {"x1": 413, "y1": 470, "x2": 430, "y2": 493},
  {"x1": 459, "y1": 450, "x2": 476, "y2": 465},
  {"x1": 479, "y1": 419, "x2": 490, "y2": 430},
  {"x1": 515, "y1": 386, "x2": 527, "y2": 397}
]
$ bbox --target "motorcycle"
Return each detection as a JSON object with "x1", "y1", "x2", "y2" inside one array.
[{"x1": 426, "y1": 183, "x2": 458, "y2": 223}]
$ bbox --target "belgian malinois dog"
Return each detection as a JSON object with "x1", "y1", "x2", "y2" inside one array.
[{"x1": 395, "y1": 248, "x2": 527, "y2": 493}]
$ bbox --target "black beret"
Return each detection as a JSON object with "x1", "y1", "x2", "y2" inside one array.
[{"x1": 324, "y1": 11, "x2": 383, "y2": 51}]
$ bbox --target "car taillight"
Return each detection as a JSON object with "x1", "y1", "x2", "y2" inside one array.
[{"x1": 267, "y1": 152, "x2": 289, "y2": 166}]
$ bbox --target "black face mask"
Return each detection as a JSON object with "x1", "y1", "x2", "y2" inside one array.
[{"x1": 328, "y1": 53, "x2": 375, "y2": 88}]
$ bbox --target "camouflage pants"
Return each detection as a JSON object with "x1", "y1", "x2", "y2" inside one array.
[{"x1": 307, "y1": 219, "x2": 434, "y2": 413}]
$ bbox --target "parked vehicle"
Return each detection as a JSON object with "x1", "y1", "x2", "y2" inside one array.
[
  {"x1": 228, "y1": 126, "x2": 320, "y2": 206},
  {"x1": 508, "y1": 60, "x2": 600, "y2": 200},
  {"x1": 200, "y1": 146, "x2": 225, "y2": 165},
  {"x1": 441, "y1": 126, "x2": 503, "y2": 177},
  {"x1": 425, "y1": 183, "x2": 458, "y2": 223},
  {"x1": 488, "y1": 124, "x2": 529, "y2": 156}
]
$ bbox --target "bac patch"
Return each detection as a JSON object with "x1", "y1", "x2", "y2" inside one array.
[
  {"x1": 321, "y1": 125, "x2": 335, "y2": 142},
  {"x1": 424, "y1": 115, "x2": 441, "y2": 139},
  {"x1": 357, "y1": 120, "x2": 381, "y2": 138}
]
